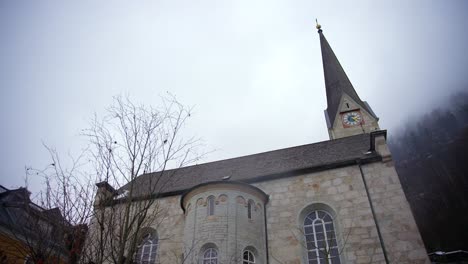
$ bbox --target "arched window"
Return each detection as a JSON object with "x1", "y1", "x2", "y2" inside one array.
[
  {"x1": 304, "y1": 210, "x2": 340, "y2": 264},
  {"x1": 134, "y1": 232, "x2": 158, "y2": 264},
  {"x1": 207, "y1": 196, "x2": 215, "y2": 216},
  {"x1": 243, "y1": 250, "x2": 255, "y2": 264},
  {"x1": 202, "y1": 248, "x2": 218, "y2": 264},
  {"x1": 247, "y1": 200, "x2": 254, "y2": 219}
]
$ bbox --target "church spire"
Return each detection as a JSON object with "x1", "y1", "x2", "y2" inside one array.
[{"x1": 316, "y1": 23, "x2": 379, "y2": 139}]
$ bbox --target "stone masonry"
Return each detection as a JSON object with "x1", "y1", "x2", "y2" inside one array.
[
  {"x1": 102, "y1": 150, "x2": 429, "y2": 263},
  {"x1": 181, "y1": 182, "x2": 268, "y2": 264}
]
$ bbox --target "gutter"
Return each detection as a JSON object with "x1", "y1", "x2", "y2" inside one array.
[{"x1": 264, "y1": 195, "x2": 270, "y2": 264}]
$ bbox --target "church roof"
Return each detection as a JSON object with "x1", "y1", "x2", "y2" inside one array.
[
  {"x1": 318, "y1": 28, "x2": 377, "y2": 127},
  {"x1": 120, "y1": 133, "x2": 381, "y2": 198}
]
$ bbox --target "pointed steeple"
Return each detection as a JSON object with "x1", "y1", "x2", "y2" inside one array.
[{"x1": 317, "y1": 24, "x2": 378, "y2": 130}]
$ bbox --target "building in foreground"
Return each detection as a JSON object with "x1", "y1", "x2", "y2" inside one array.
[
  {"x1": 0, "y1": 186, "x2": 74, "y2": 264},
  {"x1": 90, "y1": 25, "x2": 429, "y2": 264}
]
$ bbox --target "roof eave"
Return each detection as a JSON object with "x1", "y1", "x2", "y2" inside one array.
[{"x1": 106, "y1": 154, "x2": 382, "y2": 207}]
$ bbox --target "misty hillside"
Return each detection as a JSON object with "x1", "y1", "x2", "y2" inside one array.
[{"x1": 388, "y1": 91, "x2": 468, "y2": 252}]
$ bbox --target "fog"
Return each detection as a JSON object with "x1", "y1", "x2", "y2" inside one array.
[{"x1": 1, "y1": 0, "x2": 468, "y2": 193}]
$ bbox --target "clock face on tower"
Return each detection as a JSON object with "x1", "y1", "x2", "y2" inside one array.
[{"x1": 342, "y1": 111, "x2": 363, "y2": 127}]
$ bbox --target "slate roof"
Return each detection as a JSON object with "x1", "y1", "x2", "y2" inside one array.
[
  {"x1": 0, "y1": 187, "x2": 71, "y2": 256},
  {"x1": 0, "y1": 188, "x2": 68, "y2": 227},
  {"x1": 318, "y1": 29, "x2": 378, "y2": 127},
  {"x1": 121, "y1": 133, "x2": 380, "y2": 198}
]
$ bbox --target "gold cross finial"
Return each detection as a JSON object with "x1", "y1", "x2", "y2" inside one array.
[{"x1": 316, "y1": 19, "x2": 321, "y2": 30}]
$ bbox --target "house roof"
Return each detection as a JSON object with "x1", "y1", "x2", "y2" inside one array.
[
  {"x1": 0, "y1": 187, "x2": 69, "y2": 229},
  {"x1": 120, "y1": 133, "x2": 381, "y2": 198},
  {"x1": 0, "y1": 187, "x2": 71, "y2": 257}
]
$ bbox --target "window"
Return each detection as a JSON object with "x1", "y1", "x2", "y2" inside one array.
[
  {"x1": 207, "y1": 196, "x2": 215, "y2": 216},
  {"x1": 134, "y1": 233, "x2": 158, "y2": 264},
  {"x1": 243, "y1": 250, "x2": 255, "y2": 264},
  {"x1": 202, "y1": 248, "x2": 218, "y2": 264},
  {"x1": 304, "y1": 210, "x2": 340, "y2": 264},
  {"x1": 247, "y1": 200, "x2": 254, "y2": 219}
]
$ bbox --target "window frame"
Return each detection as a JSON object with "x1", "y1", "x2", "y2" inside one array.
[
  {"x1": 134, "y1": 232, "x2": 158, "y2": 264},
  {"x1": 242, "y1": 249, "x2": 255, "y2": 264},
  {"x1": 207, "y1": 196, "x2": 215, "y2": 216},
  {"x1": 202, "y1": 247, "x2": 218, "y2": 264},
  {"x1": 303, "y1": 210, "x2": 341, "y2": 264},
  {"x1": 247, "y1": 200, "x2": 254, "y2": 219}
]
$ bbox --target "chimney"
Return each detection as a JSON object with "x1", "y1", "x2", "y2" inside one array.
[{"x1": 94, "y1": 181, "x2": 117, "y2": 207}]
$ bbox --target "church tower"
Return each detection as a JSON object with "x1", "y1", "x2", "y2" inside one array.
[{"x1": 317, "y1": 23, "x2": 380, "y2": 140}]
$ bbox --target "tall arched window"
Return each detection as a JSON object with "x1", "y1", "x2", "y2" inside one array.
[
  {"x1": 304, "y1": 210, "x2": 340, "y2": 264},
  {"x1": 243, "y1": 250, "x2": 255, "y2": 264},
  {"x1": 207, "y1": 196, "x2": 215, "y2": 216},
  {"x1": 202, "y1": 248, "x2": 218, "y2": 264},
  {"x1": 134, "y1": 233, "x2": 158, "y2": 264},
  {"x1": 247, "y1": 200, "x2": 254, "y2": 219}
]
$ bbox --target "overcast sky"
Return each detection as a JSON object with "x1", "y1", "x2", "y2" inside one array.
[{"x1": 1, "y1": 0, "x2": 468, "y2": 192}]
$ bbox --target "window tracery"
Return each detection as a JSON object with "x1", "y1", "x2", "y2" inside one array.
[
  {"x1": 242, "y1": 250, "x2": 255, "y2": 264},
  {"x1": 202, "y1": 248, "x2": 218, "y2": 264},
  {"x1": 304, "y1": 210, "x2": 340, "y2": 264},
  {"x1": 134, "y1": 232, "x2": 158, "y2": 264}
]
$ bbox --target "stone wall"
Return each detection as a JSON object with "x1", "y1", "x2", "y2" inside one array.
[
  {"x1": 153, "y1": 195, "x2": 186, "y2": 263},
  {"x1": 87, "y1": 159, "x2": 429, "y2": 264},
  {"x1": 254, "y1": 166, "x2": 386, "y2": 264},
  {"x1": 85, "y1": 195, "x2": 186, "y2": 264},
  {"x1": 361, "y1": 161, "x2": 429, "y2": 263},
  {"x1": 182, "y1": 183, "x2": 267, "y2": 264},
  {"x1": 254, "y1": 161, "x2": 429, "y2": 264}
]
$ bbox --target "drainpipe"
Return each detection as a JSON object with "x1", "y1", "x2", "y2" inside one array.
[
  {"x1": 357, "y1": 160, "x2": 390, "y2": 264},
  {"x1": 264, "y1": 196, "x2": 270, "y2": 264}
]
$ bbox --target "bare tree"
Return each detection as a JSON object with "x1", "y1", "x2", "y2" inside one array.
[
  {"x1": 79, "y1": 95, "x2": 202, "y2": 264},
  {"x1": 3, "y1": 143, "x2": 97, "y2": 264},
  {"x1": 6, "y1": 95, "x2": 201, "y2": 264}
]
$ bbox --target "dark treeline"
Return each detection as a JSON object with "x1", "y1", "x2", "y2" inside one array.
[{"x1": 388, "y1": 90, "x2": 468, "y2": 253}]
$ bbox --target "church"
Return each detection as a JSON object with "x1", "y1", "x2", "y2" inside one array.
[{"x1": 90, "y1": 24, "x2": 429, "y2": 264}]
